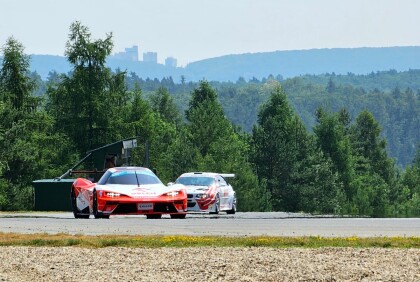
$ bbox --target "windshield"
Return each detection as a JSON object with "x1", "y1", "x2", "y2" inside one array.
[
  {"x1": 99, "y1": 170, "x2": 162, "y2": 185},
  {"x1": 175, "y1": 176, "x2": 214, "y2": 186}
]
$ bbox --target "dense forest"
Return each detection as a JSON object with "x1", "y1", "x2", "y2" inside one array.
[
  {"x1": 1, "y1": 22, "x2": 419, "y2": 216},
  {"x1": 118, "y1": 70, "x2": 420, "y2": 168}
]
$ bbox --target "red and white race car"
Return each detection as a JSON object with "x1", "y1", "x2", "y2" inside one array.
[
  {"x1": 71, "y1": 167, "x2": 187, "y2": 219},
  {"x1": 173, "y1": 172, "x2": 236, "y2": 214}
]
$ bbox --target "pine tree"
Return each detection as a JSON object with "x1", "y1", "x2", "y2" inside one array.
[
  {"x1": 252, "y1": 84, "x2": 309, "y2": 211},
  {"x1": 46, "y1": 22, "x2": 128, "y2": 155},
  {"x1": 350, "y1": 110, "x2": 395, "y2": 185},
  {"x1": 149, "y1": 86, "x2": 181, "y2": 125},
  {"x1": 0, "y1": 38, "x2": 76, "y2": 210},
  {"x1": 313, "y1": 108, "x2": 354, "y2": 201},
  {"x1": 0, "y1": 37, "x2": 37, "y2": 116},
  {"x1": 185, "y1": 81, "x2": 268, "y2": 211},
  {"x1": 349, "y1": 110, "x2": 395, "y2": 216}
]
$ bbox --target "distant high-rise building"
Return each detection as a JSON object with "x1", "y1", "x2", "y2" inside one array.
[
  {"x1": 124, "y1": 46, "x2": 138, "y2": 61},
  {"x1": 165, "y1": 57, "x2": 177, "y2": 68},
  {"x1": 112, "y1": 45, "x2": 139, "y2": 61},
  {"x1": 143, "y1": 52, "x2": 158, "y2": 64}
]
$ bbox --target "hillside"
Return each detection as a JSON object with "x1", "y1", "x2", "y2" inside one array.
[
  {"x1": 185, "y1": 47, "x2": 420, "y2": 81},
  {"x1": 24, "y1": 46, "x2": 420, "y2": 82}
]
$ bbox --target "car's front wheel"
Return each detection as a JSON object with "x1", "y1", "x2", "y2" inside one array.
[
  {"x1": 71, "y1": 187, "x2": 90, "y2": 219},
  {"x1": 227, "y1": 196, "x2": 237, "y2": 215},
  {"x1": 93, "y1": 190, "x2": 110, "y2": 219},
  {"x1": 209, "y1": 194, "x2": 220, "y2": 214}
]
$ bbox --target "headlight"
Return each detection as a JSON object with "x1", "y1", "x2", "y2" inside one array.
[
  {"x1": 200, "y1": 194, "x2": 210, "y2": 199},
  {"x1": 166, "y1": 191, "x2": 180, "y2": 197},
  {"x1": 106, "y1": 192, "x2": 121, "y2": 197}
]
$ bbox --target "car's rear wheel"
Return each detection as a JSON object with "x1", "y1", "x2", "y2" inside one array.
[
  {"x1": 226, "y1": 196, "x2": 237, "y2": 214},
  {"x1": 170, "y1": 214, "x2": 186, "y2": 219},
  {"x1": 146, "y1": 214, "x2": 162, "y2": 219},
  {"x1": 209, "y1": 194, "x2": 220, "y2": 214},
  {"x1": 93, "y1": 190, "x2": 110, "y2": 219},
  {"x1": 71, "y1": 187, "x2": 90, "y2": 219}
]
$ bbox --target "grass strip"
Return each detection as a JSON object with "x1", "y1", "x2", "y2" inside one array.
[{"x1": 0, "y1": 233, "x2": 418, "y2": 248}]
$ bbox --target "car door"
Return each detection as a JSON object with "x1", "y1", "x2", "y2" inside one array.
[{"x1": 216, "y1": 175, "x2": 229, "y2": 209}]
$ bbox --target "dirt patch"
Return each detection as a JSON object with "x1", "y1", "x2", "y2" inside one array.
[{"x1": 0, "y1": 247, "x2": 419, "y2": 281}]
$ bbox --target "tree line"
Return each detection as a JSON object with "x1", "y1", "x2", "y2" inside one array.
[
  {"x1": 0, "y1": 22, "x2": 418, "y2": 216},
  {"x1": 119, "y1": 72, "x2": 419, "y2": 168}
]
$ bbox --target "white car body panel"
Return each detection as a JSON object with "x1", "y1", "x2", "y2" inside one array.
[{"x1": 175, "y1": 172, "x2": 236, "y2": 213}]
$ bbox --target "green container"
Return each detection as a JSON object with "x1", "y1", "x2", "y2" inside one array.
[
  {"x1": 32, "y1": 179, "x2": 75, "y2": 211},
  {"x1": 32, "y1": 138, "x2": 140, "y2": 211}
]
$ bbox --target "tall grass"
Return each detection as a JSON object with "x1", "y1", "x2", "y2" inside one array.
[{"x1": 0, "y1": 233, "x2": 418, "y2": 248}]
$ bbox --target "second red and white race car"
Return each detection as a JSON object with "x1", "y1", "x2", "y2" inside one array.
[
  {"x1": 71, "y1": 167, "x2": 187, "y2": 219},
  {"x1": 173, "y1": 172, "x2": 237, "y2": 214}
]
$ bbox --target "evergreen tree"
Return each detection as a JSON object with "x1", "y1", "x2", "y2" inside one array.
[
  {"x1": 252, "y1": 84, "x2": 310, "y2": 211},
  {"x1": 350, "y1": 110, "x2": 395, "y2": 185},
  {"x1": 149, "y1": 86, "x2": 181, "y2": 125},
  {"x1": 46, "y1": 22, "x2": 128, "y2": 155},
  {"x1": 348, "y1": 110, "x2": 395, "y2": 216},
  {"x1": 158, "y1": 126, "x2": 199, "y2": 182},
  {"x1": 186, "y1": 81, "x2": 268, "y2": 211},
  {"x1": 0, "y1": 38, "x2": 39, "y2": 209},
  {"x1": 125, "y1": 86, "x2": 154, "y2": 140},
  {"x1": 313, "y1": 108, "x2": 354, "y2": 201},
  {"x1": 0, "y1": 38, "x2": 76, "y2": 210},
  {"x1": 0, "y1": 37, "x2": 36, "y2": 112},
  {"x1": 293, "y1": 144, "x2": 344, "y2": 214},
  {"x1": 186, "y1": 81, "x2": 230, "y2": 156},
  {"x1": 396, "y1": 145, "x2": 420, "y2": 216}
]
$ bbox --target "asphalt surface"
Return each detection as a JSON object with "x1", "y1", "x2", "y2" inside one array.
[{"x1": 0, "y1": 212, "x2": 419, "y2": 237}]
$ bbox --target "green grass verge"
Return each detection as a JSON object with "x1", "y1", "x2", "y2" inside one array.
[{"x1": 0, "y1": 233, "x2": 418, "y2": 248}]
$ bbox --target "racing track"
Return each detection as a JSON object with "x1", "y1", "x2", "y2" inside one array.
[{"x1": 0, "y1": 212, "x2": 419, "y2": 237}]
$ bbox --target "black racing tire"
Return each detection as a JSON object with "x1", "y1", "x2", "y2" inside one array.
[
  {"x1": 146, "y1": 214, "x2": 162, "y2": 219},
  {"x1": 209, "y1": 194, "x2": 220, "y2": 215},
  {"x1": 93, "y1": 190, "x2": 110, "y2": 219},
  {"x1": 71, "y1": 187, "x2": 90, "y2": 219},
  {"x1": 226, "y1": 196, "x2": 237, "y2": 215},
  {"x1": 170, "y1": 214, "x2": 187, "y2": 219}
]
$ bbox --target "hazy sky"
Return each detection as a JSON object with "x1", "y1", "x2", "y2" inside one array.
[{"x1": 1, "y1": 0, "x2": 419, "y2": 66}]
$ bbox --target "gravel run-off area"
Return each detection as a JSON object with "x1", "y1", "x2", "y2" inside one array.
[{"x1": 0, "y1": 246, "x2": 419, "y2": 281}]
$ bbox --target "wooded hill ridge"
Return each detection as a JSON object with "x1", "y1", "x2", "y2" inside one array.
[{"x1": 17, "y1": 46, "x2": 420, "y2": 82}]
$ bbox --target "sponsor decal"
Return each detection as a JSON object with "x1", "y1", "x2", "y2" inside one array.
[
  {"x1": 132, "y1": 188, "x2": 149, "y2": 192},
  {"x1": 131, "y1": 187, "x2": 157, "y2": 197},
  {"x1": 76, "y1": 193, "x2": 89, "y2": 210}
]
